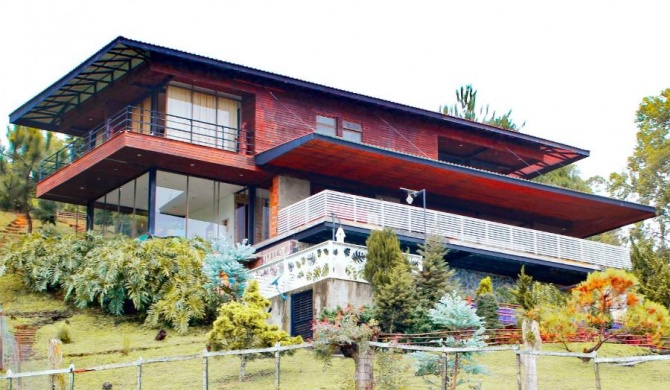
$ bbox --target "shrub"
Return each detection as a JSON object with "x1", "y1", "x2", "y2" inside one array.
[{"x1": 56, "y1": 323, "x2": 72, "y2": 344}]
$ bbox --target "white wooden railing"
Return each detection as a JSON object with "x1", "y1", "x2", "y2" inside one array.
[
  {"x1": 249, "y1": 240, "x2": 422, "y2": 299},
  {"x1": 277, "y1": 190, "x2": 630, "y2": 270}
]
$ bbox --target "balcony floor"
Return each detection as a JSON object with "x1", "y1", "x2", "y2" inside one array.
[{"x1": 37, "y1": 132, "x2": 272, "y2": 204}]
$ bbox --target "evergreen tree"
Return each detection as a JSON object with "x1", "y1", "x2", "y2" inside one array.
[
  {"x1": 475, "y1": 276, "x2": 502, "y2": 329},
  {"x1": 414, "y1": 292, "x2": 487, "y2": 390},
  {"x1": 442, "y1": 84, "x2": 523, "y2": 131},
  {"x1": 414, "y1": 235, "x2": 456, "y2": 308},
  {"x1": 207, "y1": 280, "x2": 302, "y2": 380},
  {"x1": 363, "y1": 228, "x2": 405, "y2": 289},
  {"x1": 475, "y1": 276, "x2": 493, "y2": 297},
  {"x1": 0, "y1": 126, "x2": 61, "y2": 232},
  {"x1": 373, "y1": 262, "x2": 416, "y2": 333},
  {"x1": 475, "y1": 293, "x2": 502, "y2": 330}
]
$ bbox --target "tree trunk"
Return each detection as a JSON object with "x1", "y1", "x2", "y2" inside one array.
[
  {"x1": 522, "y1": 318, "x2": 541, "y2": 390},
  {"x1": 353, "y1": 346, "x2": 374, "y2": 390},
  {"x1": 25, "y1": 210, "x2": 33, "y2": 233}
]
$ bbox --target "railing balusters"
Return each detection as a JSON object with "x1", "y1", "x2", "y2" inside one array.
[
  {"x1": 39, "y1": 106, "x2": 250, "y2": 181},
  {"x1": 276, "y1": 191, "x2": 630, "y2": 269}
]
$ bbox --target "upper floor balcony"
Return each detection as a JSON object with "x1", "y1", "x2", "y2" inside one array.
[
  {"x1": 39, "y1": 106, "x2": 254, "y2": 181},
  {"x1": 275, "y1": 190, "x2": 630, "y2": 274}
]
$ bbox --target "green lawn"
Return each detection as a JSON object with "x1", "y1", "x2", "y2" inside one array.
[{"x1": 2, "y1": 272, "x2": 670, "y2": 389}]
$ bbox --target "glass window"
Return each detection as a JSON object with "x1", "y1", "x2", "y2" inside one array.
[
  {"x1": 342, "y1": 120, "x2": 362, "y2": 142},
  {"x1": 166, "y1": 85, "x2": 240, "y2": 150},
  {"x1": 316, "y1": 115, "x2": 336, "y2": 136},
  {"x1": 93, "y1": 173, "x2": 149, "y2": 238},
  {"x1": 155, "y1": 171, "x2": 187, "y2": 237}
]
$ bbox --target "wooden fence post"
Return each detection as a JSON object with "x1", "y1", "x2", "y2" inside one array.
[
  {"x1": 594, "y1": 359, "x2": 601, "y2": 390},
  {"x1": 48, "y1": 339, "x2": 64, "y2": 389},
  {"x1": 515, "y1": 350, "x2": 522, "y2": 390},
  {"x1": 68, "y1": 364, "x2": 75, "y2": 390},
  {"x1": 275, "y1": 342, "x2": 281, "y2": 390},
  {"x1": 440, "y1": 352, "x2": 448, "y2": 390},
  {"x1": 136, "y1": 357, "x2": 143, "y2": 390},
  {"x1": 202, "y1": 349, "x2": 209, "y2": 390}
]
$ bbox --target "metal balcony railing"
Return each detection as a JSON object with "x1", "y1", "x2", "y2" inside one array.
[
  {"x1": 277, "y1": 190, "x2": 631, "y2": 270},
  {"x1": 39, "y1": 106, "x2": 254, "y2": 180}
]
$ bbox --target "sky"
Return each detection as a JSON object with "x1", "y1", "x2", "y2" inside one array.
[{"x1": 1, "y1": 0, "x2": 669, "y2": 179}]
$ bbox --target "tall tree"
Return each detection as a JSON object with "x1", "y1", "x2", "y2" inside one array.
[
  {"x1": 362, "y1": 228, "x2": 406, "y2": 289},
  {"x1": 533, "y1": 165, "x2": 593, "y2": 193},
  {"x1": 364, "y1": 228, "x2": 415, "y2": 333},
  {"x1": 609, "y1": 88, "x2": 670, "y2": 250},
  {"x1": 443, "y1": 84, "x2": 523, "y2": 131},
  {"x1": 413, "y1": 235, "x2": 457, "y2": 309},
  {"x1": 631, "y1": 236, "x2": 670, "y2": 309},
  {"x1": 0, "y1": 126, "x2": 60, "y2": 232},
  {"x1": 373, "y1": 261, "x2": 415, "y2": 333}
]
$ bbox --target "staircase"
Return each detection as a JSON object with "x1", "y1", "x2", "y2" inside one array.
[
  {"x1": 0, "y1": 214, "x2": 29, "y2": 245},
  {"x1": 57, "y1": 211, "x2": 86, "y2": 233}
]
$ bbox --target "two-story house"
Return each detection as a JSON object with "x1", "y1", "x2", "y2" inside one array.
[{"x1": 10, "y1": 37, "x2": 655, "y2": 339}]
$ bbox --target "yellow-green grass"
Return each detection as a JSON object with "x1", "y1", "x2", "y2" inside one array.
[
  {"x1": 2, "y1": 271, "x2": 670, "y2": 389},
  {"x1": 0, "y1": 211, "x2": 17, "y2": 229}
]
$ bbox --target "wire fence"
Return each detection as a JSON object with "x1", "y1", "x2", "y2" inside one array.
[{"x1": 3, "y1": 341, "x2": 670, "y2": 389}]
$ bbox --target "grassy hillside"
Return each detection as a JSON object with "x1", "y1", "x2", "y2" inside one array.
[{"x1": 2, "y1": 261, "x2": 669, "y2": 389}]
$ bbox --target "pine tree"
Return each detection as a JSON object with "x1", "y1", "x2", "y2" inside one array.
[
  {"x1": 414, "y1": 292, "x2": 487, "y2": 390},
  {"x1": 363, "y1": 228, "x2": 405, "y2": 289},
  {"x1": 414, "y1": 235, "x2": 456, "y2": 309},
  {"x1": 475, "y1": 293, "x2": 502, "y2": 330},
  {"x1": 0, "y1": 126, "x2": 61, "y2": 232},
  {"x1": 374, "y1": 262, "x2": 416, "y2": 333}
]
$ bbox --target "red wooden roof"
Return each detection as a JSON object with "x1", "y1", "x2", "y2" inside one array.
[{"x1": 256, "y1": 134, "x2": 656, "y2": 238}]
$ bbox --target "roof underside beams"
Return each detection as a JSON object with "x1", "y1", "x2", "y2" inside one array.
[
  {"x1": 10, "y1": 40, "x2": 147, "y2": 131},
  {"x1": 256, "y1": 134, "x2": 656, "y2": 238}
]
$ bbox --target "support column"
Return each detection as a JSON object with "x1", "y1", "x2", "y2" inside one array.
[
  {"x1": 247, "y1": 187, "x2": 256, "y2": 245},
  {"x1": 148, "y1": 169, "x2": 157, "y2": 235},
  {"x1": 86, "y1": 201, "x2": 94, "y2": 231}
]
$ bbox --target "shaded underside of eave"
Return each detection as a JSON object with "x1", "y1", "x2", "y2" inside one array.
[
  {"x1": 37, "y1": 133, "x2": 272, "y2": 204},
  {"x1": 256, "y1": 134, "x2": 656, "y2": 238}
]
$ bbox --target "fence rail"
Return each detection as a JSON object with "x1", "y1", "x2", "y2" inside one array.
[
  {"x1": 3, "y1": 342, "x2": 669, "y2": 389},
  {"x1": 39, "y1": 106, "x2": 254, "y2": 180},
  {"x1": 277, "y1": 190, "x2": 630, "y2": 269}
]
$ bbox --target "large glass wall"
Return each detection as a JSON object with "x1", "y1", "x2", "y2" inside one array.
[
  {"x1": 154, "y1": 171, "x2": 244, "y2": 240},
  {"x1": 93, "y1": 170, "x2": 269, "y2": 243},
  {"x1": 94, "y1": 173, "x2": 149, "y2": 237}
]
